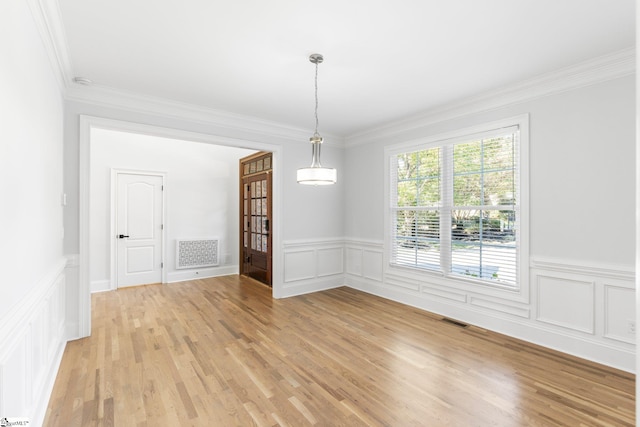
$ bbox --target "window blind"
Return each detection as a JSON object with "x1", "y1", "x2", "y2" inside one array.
[{"x1": 390, "y1": 125, "x2": 520, "y2": 288}]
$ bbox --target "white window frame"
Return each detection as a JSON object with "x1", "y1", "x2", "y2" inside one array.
[{"x1": 384, "y1": 114, "x2": 529, "y2": 303}]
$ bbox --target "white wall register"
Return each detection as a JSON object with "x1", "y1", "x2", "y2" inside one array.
[{"x1": 176, "y1": 239, "x2": 219, "y2": 269}]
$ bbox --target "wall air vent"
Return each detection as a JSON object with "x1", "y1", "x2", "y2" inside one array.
[{"x1": 176, "y1": 239, "x2": 219, "y2": 269}]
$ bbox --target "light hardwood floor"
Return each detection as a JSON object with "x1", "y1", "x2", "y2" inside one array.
[{"x1": 44, "y1": 275, "x2": 634, "y2": 426}]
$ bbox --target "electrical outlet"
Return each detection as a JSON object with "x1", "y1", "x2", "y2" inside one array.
[{"x1": 627, "y1": 320, "x2": 635, "y2": 334}]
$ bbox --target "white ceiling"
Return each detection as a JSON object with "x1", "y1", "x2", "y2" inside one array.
[{"x1": 56, "y1": 0, "x2": 635, "y2": 137}]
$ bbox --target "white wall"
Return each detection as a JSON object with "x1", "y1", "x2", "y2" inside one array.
[
  {"x1": 89, "y1": 128, "x2": 255, "y2": 290},
  {"x1": 0, "y1": 0, "x2": 64, "y2": 307},
  {"x1": 343, "y1": 74, "x2": 636, "y2": 371},
  {"x1": 0, "y1": 0, "x2": 68, "y2": 423}
]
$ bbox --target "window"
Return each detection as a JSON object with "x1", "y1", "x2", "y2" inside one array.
[{"x1": 389, "y1": 119, "x2": 526, "y2": 289}]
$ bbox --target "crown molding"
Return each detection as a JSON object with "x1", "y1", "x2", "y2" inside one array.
[
  {"x1": 345, "y1": 47, "x2": 636, "y2": 147},
  {"x1": 26, "y1": 0, "x2": 73, "y2": 93},
  {"x1": 31, "y1": 1, "x2": 345, "y2": 147},
  {"x1": 30, "y1": 1, "x2": 632, "y2": 149},
  {"x1": 65, "y1": 83, "x2": 345, "y2": 146}
]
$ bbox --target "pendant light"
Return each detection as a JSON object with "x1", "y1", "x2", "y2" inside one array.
[{"x1": 297, "y1": 53, "x2": 337, "y2": 185}]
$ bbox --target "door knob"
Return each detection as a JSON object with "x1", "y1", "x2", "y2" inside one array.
[{"x1": 118, "y1": 234, "x2": 130, "y2": 239}]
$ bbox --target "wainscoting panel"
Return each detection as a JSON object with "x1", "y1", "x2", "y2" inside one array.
[
  {"x1": 362, "y1": 250, "x2": 383, "y2": 282},
  {"x1": 317, "y1": 247, "x2": 344, "y2": 277},
  {"x1": 283, "y1": 250, "x2": 316, "y2": 282},
  {"x1": 345, "y1": 239, "x2": 384, "y2": 283},
  {"x1": 0, "y1": 259, "x2": 68, "y2": 425},
  {"x1": 345, "y1": 247, "x2": 363, "y2": 276},
  {"x1": 385, "y1": 273, "x2": 421, "y2": 292},
  {"x1": 281, "y1": 240, "x2": 345, "y2": 296},
  {"x1": 470, "y1": 297, "x2": 530, "y2": 318},
  {"x1": 421, "y1": 285, "x2": 467, "y2": 303},
  {"x1": 536, "y1": 275, "x2": 595, "y2": 334},
  {"x1": 604, "y1": 284, "x2": 636, "y2": 344},
  {"x1": 0, "y1": 334, "x2": 28, "y2": 418}
]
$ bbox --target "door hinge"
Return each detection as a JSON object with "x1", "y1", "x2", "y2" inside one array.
[
  {"x1": 161, "y1": 262, "x2": 164, "y2": 268},
  {"x1": 161, "y1": 224, "x2": 164, "y2": 230},
  {"x1": 161, "y1": 185, "x2": 164, "y2": 191}
]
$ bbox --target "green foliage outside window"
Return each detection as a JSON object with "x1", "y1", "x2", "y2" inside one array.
[{"x1": 392, "y1": 132, "x2": 518, "y2": 286}]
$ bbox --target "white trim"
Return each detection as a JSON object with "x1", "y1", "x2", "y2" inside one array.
[
  {"x1": 344, "y1": 238, "x2": 384, "y2": 248},
  {"x1": 282, "y1": 239, "x2": 345, "y2": 287},
  {"x1": 32, "y1": 338, "x2": 65, "y2": 427},
  {"x1": 635, "y1": 11, "x2": 640, "y2": 423},
  {"x1": 346, "y1": 48, "x2": 635, "y2": 147},
  {"x1": 25, "y1": 0, "x2": 73, "y2": 92},
  {"x1": 283, "y1": 238, "x2": 345, "y2": 248},
  {"x1": 385, "y1": 114, "x2": 530, "y2": 156},
  {"x1": 531, "y1": 257, "x2": 635, "y2": 282},
  {"x1": 535, "y1": 276, "x2": 596, "y2": 334},
  {"x1": 167, "y1": 265, "x2": 239, "y2": 283},
  {"x1": 279, "y1": 276, "x2": 344, "y2": 298},
  {"x1": 604, "y1": 284, "x2": 636, "y2": 344},
  {"x1": 79, "y1": 116, "x2": 91, "y2": 338},
  {"x1": 90, "y1": 279, "x2": 111, "y2": 293},
  {"x1": 66, "y1": 84, "x2": 344, "y2": 147}
]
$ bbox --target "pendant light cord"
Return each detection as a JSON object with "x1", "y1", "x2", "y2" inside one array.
[{"x1": 314, "y1": 61, "x2": 320, "y2": 138}]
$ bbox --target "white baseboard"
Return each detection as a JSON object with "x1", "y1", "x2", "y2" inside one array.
[
  {"x1": 32, "y1": 339, "x2": 66, "y2": 427},
  {"x1": 279, "y1": 276, "x2": 344, "y2": 299},
  {"x1": 65, "y1": 322, "x2": 80, "y2": 342},
  {"x1": 90, "y1": 266, "x2": 242, "y2": 289},
  {"x1": 90, "y1": 279, "x2": 111, "y2": 293},
  {"x1": 166, "y1": 265, "x2": 239, "y2": 283}
]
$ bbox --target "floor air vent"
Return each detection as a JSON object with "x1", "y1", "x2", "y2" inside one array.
[{"x1": 441, "y1": 318, "x2": 469, "y2": 328}]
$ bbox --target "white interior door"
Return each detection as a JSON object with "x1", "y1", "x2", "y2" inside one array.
[{"x1": 116, "y1": 173, "x2": 164, "y2": 288}]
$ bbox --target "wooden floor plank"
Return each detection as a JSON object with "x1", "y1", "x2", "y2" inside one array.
[{"x1": 44, "y1": 276, "x2": 634, "y2": 426}]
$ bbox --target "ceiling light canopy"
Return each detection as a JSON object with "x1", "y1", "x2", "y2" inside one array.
[
  {"x1": 297, "y1": 54, "x2": 336, "y2": 186},
  {"x1": 72, "y1": 76, "x2": 93, "y2": 85}
]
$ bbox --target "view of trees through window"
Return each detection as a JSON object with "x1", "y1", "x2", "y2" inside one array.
[{"x1": 392, "y1": 132, "x2": 518, "y2": 287}]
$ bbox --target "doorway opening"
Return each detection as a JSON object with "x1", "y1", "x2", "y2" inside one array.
[{"x1": 79, "y1": 116, "x2": 284, "y2": 337}]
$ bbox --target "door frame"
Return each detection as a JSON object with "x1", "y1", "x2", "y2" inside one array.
[
  {"x1": 111, "y1": 169, "x2": 167, "y2": 290},
  {"x1": 79, "y1": 115, "x2": 284, "y2": 338}
]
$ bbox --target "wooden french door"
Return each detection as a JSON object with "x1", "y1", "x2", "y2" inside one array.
[{"x1": 240, "y1": 152, "x2": 272, "y2": 287}]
